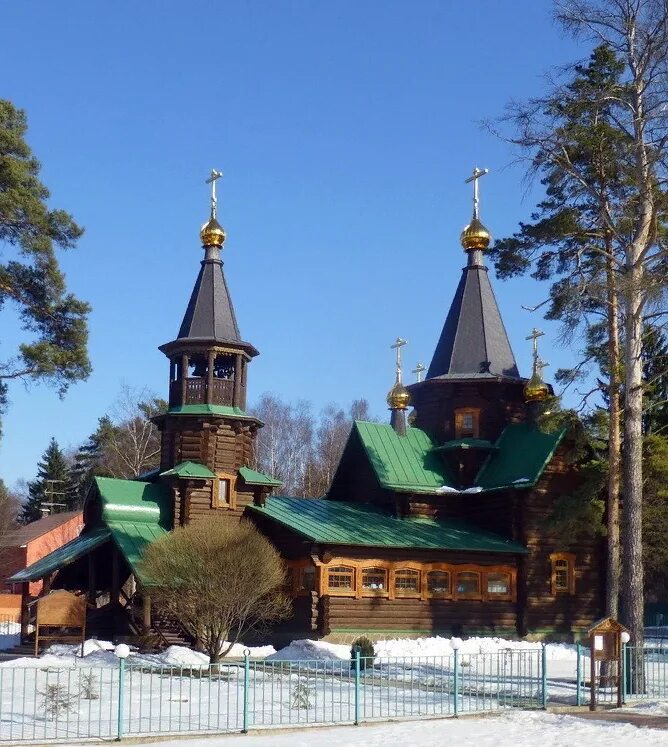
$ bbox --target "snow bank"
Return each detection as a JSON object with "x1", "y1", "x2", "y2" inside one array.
[
  {"x1": 269, "y1": 635, "x2": 577, "y2": 663},
  {"x1": 266, "y1": 639, "x2": 350, "y2": 662},
  {"x1": 0, "y1": 637, "x2": 275, "y2": 669}
]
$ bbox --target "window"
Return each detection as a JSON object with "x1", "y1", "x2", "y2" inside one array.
[
  {"x1": 362, "y1": 567, "x2": 388, "y2": 594},
  {"x1": 394, "y1": 569, "x2": 420, "y2": 596},
  {"x1": 299, "y1": 567, "x2": 316, "y2": 593},
  {"x1": 550, "y1": 553, "x2": 575, "y2": 595},
  {"x1": 213, "y1": 472, "x2": 236, "y2": 509},
  {"x1": 327, "y1": 566, "x2": 355, "y2": 592},
  {"x1": 218, "y1": 478, "x2": 230, "y2": 506},
  {"x1": 487, "y1": 572, "x2": 511, "y2": 598},
  {"x1": 454, "y1": 408, "x2": 480, "y2": 438},
  {"x1": 456, "y1": 571, "x2": 481, "y2": 598},
  {"x1": 427, "y1": 571, "x2": 451, "y2": 597}
]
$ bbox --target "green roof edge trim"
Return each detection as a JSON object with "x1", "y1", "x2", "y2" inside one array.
[
  {"x1": 165, "y1": 404, "x2": 260, "y2": 420},
  {"x1": 238, "y1": 466, "x2": 282, "y2": 486},
  {"x1": 161, "y1": 461, "x2": 216, "y2": 479}
]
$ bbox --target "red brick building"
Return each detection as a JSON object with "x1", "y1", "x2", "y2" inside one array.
[{"x1": 1, "y1": 512, "x2": 83, "y2": 596}]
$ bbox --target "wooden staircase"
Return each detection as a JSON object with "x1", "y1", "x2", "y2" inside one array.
[{"x1": 150, "y1": 611, "x2": 194, "y2": 649}]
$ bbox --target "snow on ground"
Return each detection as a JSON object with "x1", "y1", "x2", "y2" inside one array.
[
  {"x1": 267, "y1": 636, "x2": 578, "y2": 680},
  {"x1": 113, "y1": 710, "x2": 668, "y2": 747},
  {"x1": 621, "y1": 700, "x2": 668, "y2": 716},
  {"x1": 0, "y1": 639, "x2": 276, "y2": 668}
]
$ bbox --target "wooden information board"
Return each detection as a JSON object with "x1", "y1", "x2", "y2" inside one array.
[{"x1": 34, "y1": 590, "x2": 86, "y2": 656}]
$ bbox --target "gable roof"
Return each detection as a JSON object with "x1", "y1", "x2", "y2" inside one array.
[
  {"x1": 0, "y1": 511, "x2": 82, "y2": 548},
  {"x1": 95, "y1": 477, "x2": 171, "y2": 583},
  {"x1": 342, "y1": 420, "x2": 564, "y2": 497},
  {"x1": 476, "y1": 423, "x2": 566, "y2": 490},
  {"x1": 248, "y1": 497, "x2": 526, "y2": 553},
  {"x1": 8, "y1": 526, "x2": 110, "y2": 582},
  {"x1": 94, "y1": 477, "x2": 172, "y2": 527},
  {"x1": 352, "y1": 421, "x2": 456, "y2": 494},
  {"x1": 427, "y1": 257, "x2": 520, "y2": 380}
]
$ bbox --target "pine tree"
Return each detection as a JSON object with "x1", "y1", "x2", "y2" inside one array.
[
  {"x1": 68, "y1": 416, "x2": 115, "y2": 508},
  {"x1": 0, "y1": 100, "x2": 91, "y2": 433},
  {"x1": 490, "y1": 44, "x2": 630, "y2": 621},
  {"x1": 20, "y1": 438, "x2": 72, "y2": 523}
]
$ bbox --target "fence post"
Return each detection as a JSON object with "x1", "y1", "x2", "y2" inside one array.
[
  {"x1": 621, "y1": 643, "x2": 627, "y2": 705},
  {"x1": 453, "y1": 649, "x2": 459, "y2": 717},
  {"x1": 116, "y1": 658, "x2": 125, "y2": 741},
  {"x1": 354, "y1": 649, "x2": 361, "y2": 725},
  {"x1": 576, "y1": 643, "x2": 582, "y2": 707},
  {"x1": 541, "y1": 643, "x2": 547, "y2": 709},
  {"x1": 242, "y1": 651, "x2": 250, "y2": 734}
]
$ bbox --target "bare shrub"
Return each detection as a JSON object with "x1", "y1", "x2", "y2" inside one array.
[{"x1": 140, "y1": 518, "x2": 291, "y2": 663}]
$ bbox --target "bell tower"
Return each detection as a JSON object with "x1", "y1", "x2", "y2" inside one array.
[{"x1": 154, "y1": 170, "x2": 269, "y2": 524}]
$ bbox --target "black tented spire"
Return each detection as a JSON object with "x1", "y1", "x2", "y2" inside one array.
[
  {"x1": 426, "y1": 250, "x2": 520, "y2": 380},
  {"x1": 177, "y1": 253, "x2": 241, "y2": 343}
]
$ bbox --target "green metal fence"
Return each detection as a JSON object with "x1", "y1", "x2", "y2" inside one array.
[
  {"x1": 0, "y1": 648, "x2": 546, "y2": 742},
  {"x1": 574, "y1": 642, "x2": 668, "y2": 706}
]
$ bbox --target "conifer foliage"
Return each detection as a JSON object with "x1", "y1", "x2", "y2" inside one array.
[
  {"x1": 20, "y1": 437, "x2": 73, "y2": 523},
  {"x1": 0, "y1": 99, "x2": 91, "y2": 434}
]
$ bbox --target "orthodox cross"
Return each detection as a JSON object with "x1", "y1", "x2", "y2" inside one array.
[
  {"x1": 391, "y1": 337, "x2": 408, "y2": 383},
  {"x1": 536, "y1": 358, "x2": 550, "y2": 375},
  {"x1": 464, "y1": 166, "x2": 489, "y2": 219},
  {"x1": 205, "y1": 169, "x2": 223, "y2": 217},
  {"x1": 525, "y1": 327, "x2": 545, "y2": 369},
  {"x1": 412, "y1": 362, "x2": 426, "y2": 383}
]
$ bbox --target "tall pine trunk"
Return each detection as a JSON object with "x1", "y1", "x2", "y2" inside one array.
[
  {"x1": 622, "y1": 259, "x2": 645, "y2": 690},
  {"x1": 605, "y1": 251, "x2": 621, "y2": 620}
]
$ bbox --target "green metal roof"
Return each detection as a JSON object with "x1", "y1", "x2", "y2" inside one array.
[
  {"x1": 161, "y1": 461, "x2": 216, "y2": 479},
  {"x1": 95, "y1": 477, "x2": 172, "y2": 527},
  {"x1": 166, "y1": 404, "x2": 259, "y2": 419},
  {"x1": 432, "y1": 438, "x2": 498, "y2": 452},
  {"x1": 476, "y1": 423, "x2": 566, "y2": 490},
  {"x1": 238, "y1": 466, "x2": 282, "y2": 487},
  {"x1": 353, "y1": 421, "x2": 455, "y2": 494},
  {"x1": 94, "y1": 477, "x2": 172, "y2": 582},
  {"x1": 247, "y1": 497, "x2": 526, "y2": 553},
  {"x1": 8, "y1": 526, "x2": 111, "y2": 582},
  {"x1": 107, "y1": 521, "x2": 168, "y2": 584}
]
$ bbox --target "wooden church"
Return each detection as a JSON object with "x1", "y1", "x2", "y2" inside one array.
[{"x1": 11, "y1": 169, "x2": 604, "y2": 643}]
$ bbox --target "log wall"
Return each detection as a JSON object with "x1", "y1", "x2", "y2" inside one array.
[
  {"x1": 158, "y1": 415, "x2": 261, "y2": 526},
  {"x1": 408, "y1": 379, "x2": 527, "y2": 444},
  {"x1": 322, "y1": 596, "x2": 516, "y2": 636}
]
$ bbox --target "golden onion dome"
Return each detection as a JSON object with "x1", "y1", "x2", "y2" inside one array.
[
  {"x1": 523, "y1": 371, "x2": 550, "y2": 403},
  {"x1": 387, "y1": 381, "x2": 410, "y2": 410},
  {"x1": 200, "y1": 215, "x2": 226, "y2": 247},
  {"x1": 460, "y1": 216, "x2": 491, "y2": 251}
]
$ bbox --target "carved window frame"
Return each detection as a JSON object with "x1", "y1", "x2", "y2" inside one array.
[
  {"x1": 213, "y1": 471, "x2": 237, "y2": 510},
  {"x1": 454, "y1": 407, "x2": 481, "y2": 438},
  {"x1": 550, "y1": 552, "x2": 576, "y2": 595},
  {"x1": 319, "y1": 558, "x2": 516, "y2": 602}
]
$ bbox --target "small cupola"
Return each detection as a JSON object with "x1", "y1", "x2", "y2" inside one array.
[
  {"x1": 523, "y1": 328, "x2": 551, "y2": 421},
  {"x1": 387, "y1": 337, "x2": 410, "y2": 436}
]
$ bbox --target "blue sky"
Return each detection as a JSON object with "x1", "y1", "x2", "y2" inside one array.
[{"x1": 1, "y1": 1, "x2": 589, "y2": 485}]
